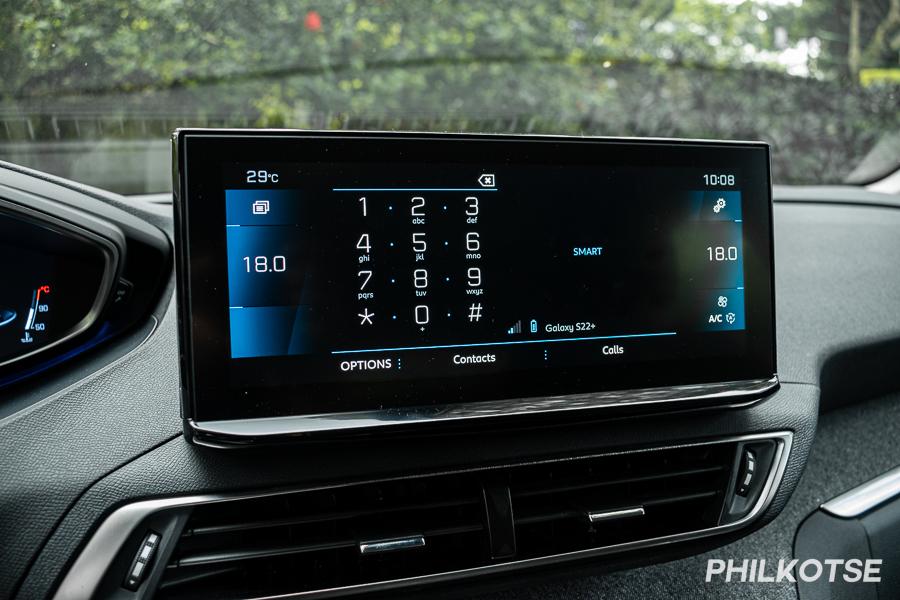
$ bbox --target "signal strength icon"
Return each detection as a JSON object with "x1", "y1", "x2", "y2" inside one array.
[{"x1": 507, "y1": 320, "x2": 522, "y2": 335}]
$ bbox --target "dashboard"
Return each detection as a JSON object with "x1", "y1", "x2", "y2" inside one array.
[{"x1": 0, "y1": 132, "x2": 899, "y2": 600}]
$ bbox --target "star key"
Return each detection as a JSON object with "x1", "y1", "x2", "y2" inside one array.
[{"x1": 358, "y1": 308, "x2": 374, "y2": 325}]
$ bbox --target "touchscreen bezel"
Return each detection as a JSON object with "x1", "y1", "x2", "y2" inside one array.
[{"x1": 174, "y1": 130, "x2": 777, "y2": 445}]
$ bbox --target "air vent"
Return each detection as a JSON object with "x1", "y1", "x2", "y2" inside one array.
[
  {"x1": 157, "y1": 474, "x2": 486, "y2": 599},
  {"x1": 148, "y1": 436, "x2": 785, "y2": 599},
  {"x1": 510, "y1": 443, "x2": 734, "y2": 558}
]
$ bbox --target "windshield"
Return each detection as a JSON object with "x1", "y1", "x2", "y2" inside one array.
[{"x1": 2, "y1": 0, "x2": 898, "y2": 194}]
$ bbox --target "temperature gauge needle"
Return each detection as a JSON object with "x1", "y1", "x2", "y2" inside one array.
[{"x1": 24, "y1": 288, "x2": 38, "y2": 331}]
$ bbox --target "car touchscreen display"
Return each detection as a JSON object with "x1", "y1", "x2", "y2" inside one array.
[{"x1": 175, "y1": 131, "x2": 775, "y2": 433}]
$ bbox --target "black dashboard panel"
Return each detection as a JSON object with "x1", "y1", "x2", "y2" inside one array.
[
  {"x1": 175, "y1": 131, "x2": 776, "y2": 443},
  {"x1": 0, "y1": 162, "x2": 899, "y2": 600}
]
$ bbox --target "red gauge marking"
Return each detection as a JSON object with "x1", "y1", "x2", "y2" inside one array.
[{"x1": 35, "y1": 285, "x2": 51, "y2": 305}]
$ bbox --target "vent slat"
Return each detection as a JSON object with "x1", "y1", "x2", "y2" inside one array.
[
  {"x1": 177, "y1": 538, "x2": 358, "y2": 567},
  {"x1": 174, "y1": 521, "x2": 486, "y2": 568},
  {"x1": 641, "y1": 489, "x2": 720, "y2": 507},
  {"x1": 511, "y1": 465, "x2": 727, "y2": 499},
  {"x1": 157, "y1": 567, "x2": 240, "y2": 591},
  {"x1": 186, "y1": 496, "x2": 481, "y2": 537},
  {"x1": 514, "y1": 489, "x2": 721, "y2": 526}
]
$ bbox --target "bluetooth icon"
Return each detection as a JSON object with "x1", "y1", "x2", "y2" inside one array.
[{"x1": 467, "y1": 303, "x2": 483, "y2": 322}]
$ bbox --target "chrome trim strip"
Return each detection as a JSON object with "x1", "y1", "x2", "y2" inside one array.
[
  {"x1": 359, "y1": 536, "x2": 426, "y2": 555},
  {"x1": 588, "y1": 507, "x2": 645, "y2": 523},
  {"x1": 190, "y1": 377, "x2": 779, "y2": 445},
  {"x1": 821, "y1": 465, "x2": 900, "y2": 518},
  {"x1": 53, "y1": 431, "x2": 791, "y2": 600}
]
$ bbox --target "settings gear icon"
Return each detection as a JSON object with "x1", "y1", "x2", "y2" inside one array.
[{"x1": 713, "y1": 198, "x2": 727, "y2": 214}]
